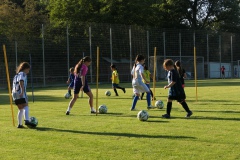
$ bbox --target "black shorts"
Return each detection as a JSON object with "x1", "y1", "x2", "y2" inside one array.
[
  {"x1": 15, "y1": 98, "x2": 26, "y2": 105},
  {"x1": 168, "y1": 93, "x2": 186, "y2": 103},
  {"x1": 74, "y1": 81, "x2": 90, "y2": 94}
]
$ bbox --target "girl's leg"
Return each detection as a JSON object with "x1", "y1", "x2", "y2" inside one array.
[
  {"x1": 131, "y1": 93, "x2": 139, "y2": 110},
  {"x1": 141, "y1": 92, "x2": 144, "y2": 100},
  {"x1": 162, "y1": 99, "x2": 172, "y2": 118},
  {"x1": 116, "y1": 86, "x2": 126, "y2": 93},
  {"x1": 146, "y1": 92, "x2": 151, "y2": 107},
  {"x1": 113, "y1": 88, "x2": 119, "y2": 96},
  {"x1": 68, "y1": 87, "x2": 71, "y2": 96},
  {"x1": 66, "y1": 94, "x2": 78, "y2": 114},
  {"x1": 85, "y1": 91, "x2": 96, "y2": 113}
]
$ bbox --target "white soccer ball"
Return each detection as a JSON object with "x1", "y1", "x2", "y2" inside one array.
[
  {"x1": 105, "y1": 90, "x2": 111, "y2": 96},
  {"x1": 155, "y1": 100, "x2": 164, "y2": 109},
  {"x1": 29, "y1": 116, "x2": 38, "y2": 127},
  {"x1": 137, "y1": 110, "x2": 149, "y2": 121},
  {"x1": 64, "y1": 93, "x2": 71, "y2": 99},
  {"x1": 98, "y1": 105, "x2": 108, "y2": 114}
]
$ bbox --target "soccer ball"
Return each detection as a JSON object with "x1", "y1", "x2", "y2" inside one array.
[
  {"x1": 105, "y1": 90, "x2": 111, "y2": 96},
  {"x1": 137, "y1": 110, "x2": 149, "y2": 121},
  {"x1": 155, "y1": 100, "x2": 164, "y2": 109},
  {"x1": 29, "y1": 116, "x2": 38, "y2": 127},
  {"x1": 64, "y1": 93, "x2": 71, "y2": 99},
  {"x1": 98, "y1": 105, "x2": 108, "y2": 114}
]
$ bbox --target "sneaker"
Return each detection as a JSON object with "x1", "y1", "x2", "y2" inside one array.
[
  {"x1": 91, "y1": 110, "x2": 96, "y2": 114},
  {"x1": 147, "y1": 105, "x2": 155, "y2": 110},
  {"x1": 24, "y1": 120, "x2": 35, "y2": 127},
  {"x1": 162, "y1": 114, "x2": 170, "y2": 118},
  {"x1": 186, "y1": 111, "x2": 193, "y2": 118},
  {"x1": 66, "y1": 111, "x2": 70, "y2": 115},
  {"x1": 17, "y1": 124, "x2": 24, "y2": 128},
  {"x1": 123, "y1": 88, "x2": 126, "y2": 93}
]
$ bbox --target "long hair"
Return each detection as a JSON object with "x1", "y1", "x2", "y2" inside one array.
[
  {"x1": 175, "y1": 60, "x2": 183, "y2": 76},
  {"x1": 74, "y1": 56, "x2": 91, "y2": 74},
  {"x1": 16, "y1": 62, "x2": 30, "y2": 74},
  {"x1": 134, "y1": 54, "x2": 145, "y2": 68}
]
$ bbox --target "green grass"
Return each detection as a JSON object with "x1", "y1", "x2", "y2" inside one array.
[{"x1": 0, "y1": 79, "x2": 240, "y2": 160}]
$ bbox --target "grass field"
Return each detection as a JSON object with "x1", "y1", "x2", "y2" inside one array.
[{"x1": 0, "y1": 79, "x2": 240, "y2": 160}]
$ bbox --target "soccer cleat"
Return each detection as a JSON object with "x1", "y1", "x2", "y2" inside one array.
[
  {"x1": 66, "y1": 111, "x2": 70, "y2": 115},
  {"x1": 17, "y1": 124, "x2": 24, "y2": 128},
  {"x1": 123, "y1": 88, "x2": 126, "y2": 93},
  {"x1": 162, "y1": 114, "x2": 170, "y2": 118},
  {"x1": 91, "y1": 110, "x2": 96, "y2": 114},
  {"x1": 186, "y1": 111, "x2": 193, "y2": 118},
  {"x1": 24, "y1": 120, "x2": 35, "y2": 127},
  {"x1": 147, "y1": 105, "x2": 155, "y2": 110}
]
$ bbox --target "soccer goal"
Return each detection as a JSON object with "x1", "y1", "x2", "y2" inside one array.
[{"x1": 149, "y1": 56, "x2": 205, "y2": 81}]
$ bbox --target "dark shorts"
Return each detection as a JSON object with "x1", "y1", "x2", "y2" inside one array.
[
  {"x1": 168, "y1": 93, "x2": 186, "y2": 103},
  {"x1": 69, "y1": 82, "x2": 74, "y2": 88},
  {"x1": 74, "y1": 80, "x2": 90, "y2": 94},
  {"x1": 15, "y1": 98, "x2": 26, "y2": 105},
  {"x1": 112, "y1": 83, "x2": 119, "y2": 88}
]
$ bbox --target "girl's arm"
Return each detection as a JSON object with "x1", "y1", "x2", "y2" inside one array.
[
  {"x1": 19, "y1": 80, "x2": 24, "y2": 97},
  {"x1": 164, "y1": 81, "x2": 176, "y2": 89},
  {"x1": 183, "y1": 73, "x2": 187, "y2": 79},
  {"x1": 81, "y1": 75, "x2": 85, "y2": 90}
]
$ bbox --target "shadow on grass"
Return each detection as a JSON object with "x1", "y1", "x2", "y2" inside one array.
[
  {"x1": 194, "y1": 110, "x2": 240, "y2": 113},
  {"x1": 170, "y1": 116, "x2": 240, "y2": 121},
  {"x1": 35, "y1": 127, "x2": 195, "y2": 139}
]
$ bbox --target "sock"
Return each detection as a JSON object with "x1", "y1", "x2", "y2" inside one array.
[
  {"x1": 141, "y1": 92, "x2": 144, "y2": 99},
  {"x1": 24, "y1": 106, "x2": 29, "y2": 121},
  {"x1": 146, "y1": 92, "x2": 151, "y2": 106},
  {"x1": 18, "y1": 109, "x2": 24, "y2": 125},
  {"x1": 67, "y1": 106, "x2": 72, "y2": 112},
  {"x1": 181, "y1": 101, "x2": 191, "y2": 113},
  {"x1": 131, "y1": 95, "x2": 139, "y2": 110},
  {"x1": 90, "y1": 107, "x2": 95, "y2": 111},
  {"x1": 166, "y1": 102, "x2": 172, "y2": 115},
  {"x1": 114, "y1": 88, "x2": 118, "y2": 96},
  {"x1": 68, "y1": 90, "x2": 71, "y2": 96},
  {"x1": 150, "y1": 90, "x2": 153, "y2": 98}
]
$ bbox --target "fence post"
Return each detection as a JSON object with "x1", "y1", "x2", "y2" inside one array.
[
  {"x1": 207, "y1": 34, "x2": 209, "y2": 78},
  {"x1": 15, "y1": 40, "x2": 17, "y2": 68},
  {"x1": 179, "y1": 32, "x2": 181, "y2": 62},
  {"x1": 67, "y1": 25, "x2": 69, "y2": 77},
  {"x1": 42, "y1": 24, "x2": 45, "y2": 87},
  {"x1": 89, "y1": 26, "x2": 92, "y2": 83},
  {"x1": 129, "y1": 26, "x2": 132, "y2": 71},
  {"x1": 147, "y1": 30, "x2": 149, "y2": 68},
  {"x1": 163, "y1": 32, "x2": 166, "y2": 59},
  {"x1": 110, "y1": 25, "x2": 113, "y2": 64},
  {"x1": 231, "y1": 35, "x2": 233, "y2": 78},
  {"x1": 219, "y1": 35, "x2": 221, "y2": 78}
]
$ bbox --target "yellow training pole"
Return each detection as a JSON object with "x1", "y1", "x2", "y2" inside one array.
[
  {"x1": 194, "y1": 46, "x2": 198, "y2": 101},
  {"x1": 96, "y1": 47, "x2": 99, "y2": 115},
  {"x1": 3, "y1": 44, "x2": 15, "y2": 126},
  {"x1": 152, "y1": 47, "x2": 157, "y2": 106}
]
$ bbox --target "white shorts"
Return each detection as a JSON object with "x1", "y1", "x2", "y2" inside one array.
[{"x1": 132, "y1": 79, "x2": 150, "y2": 94}]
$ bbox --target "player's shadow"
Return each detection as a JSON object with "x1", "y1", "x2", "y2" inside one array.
[
  {"x1": 170, "y1": 116, "x2": 240, "y2": 121},
  {"x1": 194, "y1": 110, "x2": 240, "y2": 113},
  {"x1": 35, "y1": 127, "x2": 196, "y2": 139}
]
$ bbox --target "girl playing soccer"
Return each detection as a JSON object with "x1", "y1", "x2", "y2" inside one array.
[
  {"x1": 66, "y1": 56, "x2": 96, "y2": 115},
  {"x1": 162, "y1": 59, "x2": 192, "y2": 118},
  {"x1": 175, "y1": 60, "x2": 187, "y2": 88},
  {"x1": 110, "y1": 64, "x2": 126, "y2": 96},
  {"x1": 12, "y1": 62, "x2": 35, "y2": 128},
  {"x1": 130, "y1": 54, "x2": 155, "y2": 111},
  {"x1": 140, "y1": 64, "x2": 155, "y2": 100},
  {"x1": 66, "y1": 67, "x2": 75, "y2": 96}
]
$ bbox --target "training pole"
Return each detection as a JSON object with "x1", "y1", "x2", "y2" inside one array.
[
  {"x1": 193, "y1": 32, "x2": 198, "y2": 101},
  {"x1": 152, "y1": 47, "x2": 157, "y2": 106},
  {"x1": 29, "y1": 54, "x2": 35, "y2": 103},
  {"x1": 3, "y1": 45, "x2": 15, "y2": 126},
  {"x1": 96, "y1": 47, "x2": 99, "y2": 116}
]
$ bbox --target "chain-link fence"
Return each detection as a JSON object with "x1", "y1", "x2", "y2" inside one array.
[{"x1": 1, "y1": 23, "x2": 240, "y2": 89}]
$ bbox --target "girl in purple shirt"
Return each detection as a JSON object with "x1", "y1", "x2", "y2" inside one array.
[{"x1": 66, "y1": 56, "x2": 96, "y2": 115}]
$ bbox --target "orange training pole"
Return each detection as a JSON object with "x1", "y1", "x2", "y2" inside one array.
[{"x1": 3, "y1": 44, "x2": 15, "y2": 126}]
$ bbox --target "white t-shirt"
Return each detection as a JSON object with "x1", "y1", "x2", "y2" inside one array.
[{"x1": 12, "y1": 72, "x2": 28, "y2": 100}]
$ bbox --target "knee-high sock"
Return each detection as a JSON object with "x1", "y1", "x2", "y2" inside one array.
[
  {"x1": 141, "y1": 92, "x2": 145, "y2": 99},
  {"x1": 167, "y1": 102, "x2": 172, "y2": 115},
  {"x1": 18, "y1": 109, "x2": 24, "y2": 125},
  {"x1": 146, "y1": 92, "x2": 151, "y2": 106},
  {"x1": 131, "y1": 95, "x2": 139, "y2": 110},
  {"x1": 24, "y1": 106, "x2": 30, "y2": 121},
  {"x1": 114, "y1": 88, "x2": 118, "y2": 95},
  {"x1": 181, "y1": 101, "x2": 190, "y2": 112}
]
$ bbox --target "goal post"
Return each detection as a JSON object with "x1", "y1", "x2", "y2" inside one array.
[{"x1": 149, "y1": 56, "x2": 204, "y2": 81}]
